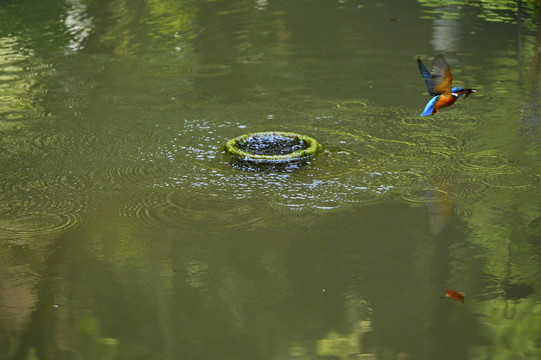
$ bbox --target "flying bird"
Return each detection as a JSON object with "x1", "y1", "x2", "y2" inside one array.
[{"x1": 417, "y1": 55, "x2": 476, "y2": 116}]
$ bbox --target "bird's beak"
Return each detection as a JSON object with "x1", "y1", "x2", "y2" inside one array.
[{"x1": 464, "y1": 89, "x2": 476, "y2": 98}]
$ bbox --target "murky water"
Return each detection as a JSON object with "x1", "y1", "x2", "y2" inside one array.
[{"x1": 1, "y1": 0, "x2": 540, "y2": 359}]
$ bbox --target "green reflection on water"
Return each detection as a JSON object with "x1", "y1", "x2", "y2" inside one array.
[
  {"x1": 1, "y1": 0, "x2": 541, "y2": 359},
  {"x1": 418, "y1": 0, "x2": 526, "y2": 24}
]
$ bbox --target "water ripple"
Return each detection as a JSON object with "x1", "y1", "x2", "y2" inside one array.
[
  {"x1": 401, "y1": 188, "x2": 449, "y2": 205},
  {"x1": 457, "y1": 151, "x2": 513, "y2": 171},
  {"x1": 132, "y1": 102, "x2": 490, "y2": 211},
  {"x1": 2, "y1": 171, "x2": 94, "y2": 194},
  {"x1": 285, "y1": 99, "x2": 343, "y2": 117},
  {"x1": 450, "y1": 151, "x2": 539, "y2": 191},
  {"x1": 31, "y1": 128, "x2": 104, "y2": 152},
  {"x1": 122, "y1": 191, "x2": 267, "y2": 230},
  {"x1": 483, "y1": 172, "x2": 540, "y2": 189},
  {"x1": 193, "y1": 63, "x2": 233, "y2": 78},
  {"x1": 0, "y1": 195, "x2": 82, "y2": 238},
  {"x1": 105, "y1": 163, "x2": 161, "y2": 187}
]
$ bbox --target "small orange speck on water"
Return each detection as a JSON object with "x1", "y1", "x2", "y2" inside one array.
[{"x1": 445, "y1": 289, "x2": 464, "y2": 303}]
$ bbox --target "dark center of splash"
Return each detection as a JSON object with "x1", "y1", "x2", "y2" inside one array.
[
  {"x1": 224, "y1": 131, "x2": 322, "y2": 167},
  {"x1": 237, "y1": 135, "x2": 306, "y2": 156}
]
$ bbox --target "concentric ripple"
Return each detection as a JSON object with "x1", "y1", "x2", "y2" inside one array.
[
  {"x1": 123, "y1": 191, "x2": 267, "y2": 231},
  {"x1": 104, "y1": 163, "x2": 162, "y2": 187},
  {"x1": 0, "y1": 195, "x2": 83, "y2": 238},
  {"x1": 458, "y1": 151, "x2": 513, "y2": 171},
  {"x1": 452, "y1": 151, "x2": 540, "y2": 191},
  {"x1": 425, "y1": 165, "x2": 491, "y2": 203},
  {"x1": 132, "y1": 102, "x2": 495, "y2": 213},
  {"x1": 285, "y1": 99, "x2": 343, "y2": 118},
  {"x1": 31, "y1": 129, "x2": 103, "y2": 152},
  {"x1": 483, "y1": 172, "x2": 540, "y2": 188},
  {"x1": 1, "y1": 170, "x2": 96, "y2": 194}
]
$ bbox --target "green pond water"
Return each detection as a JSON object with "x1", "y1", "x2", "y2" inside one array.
[{"x1": 1, "y1": 0, "x2": 541, "y2": 359}]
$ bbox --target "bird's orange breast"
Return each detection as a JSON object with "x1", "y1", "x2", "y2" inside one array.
[{"x1": 434, "y1": 94, "x2": 457, "y2": 110}]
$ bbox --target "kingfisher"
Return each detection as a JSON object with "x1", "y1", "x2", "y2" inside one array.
[{"x1": 417, "y1": 55, "x2": 476, "y2": 116}]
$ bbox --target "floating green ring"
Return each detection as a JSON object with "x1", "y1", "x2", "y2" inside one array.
[{"x1": 225, "y1": 131, "x2": 322, "y2": 163}]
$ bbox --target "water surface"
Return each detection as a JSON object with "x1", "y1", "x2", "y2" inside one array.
[{"x1": 1, "y1": 1, "x2": 540, "y2": 359}]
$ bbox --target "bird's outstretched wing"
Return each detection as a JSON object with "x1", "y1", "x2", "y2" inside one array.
[
  {"x1": 417, "y1": 57, "x2": 432, "y2": 94},
  {"x1": 418, "y1": 55, "x2": 453, "y2": 96},
  {"x1": 429, "y1": 55, "x2": 453, "y2": 95},
  {"x1": 420, "y1": 96, "x2": 438, "y2": 116}
]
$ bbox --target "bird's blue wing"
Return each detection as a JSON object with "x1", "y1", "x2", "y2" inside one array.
[
  {"x1": 420, "y1": 96, "x2": 438, "y2": 116},
  {"x1": 417, "y1": 57, "x2": 433, "y2": 95}
]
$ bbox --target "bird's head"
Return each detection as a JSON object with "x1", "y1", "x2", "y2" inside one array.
[{"x1": 452, "y1": 87, "x2": 476, "y2": 99}]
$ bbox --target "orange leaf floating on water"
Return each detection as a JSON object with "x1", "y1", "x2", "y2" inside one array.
[{"x1": 446, "y1": 289, "x2": 464, "y2": 303}]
